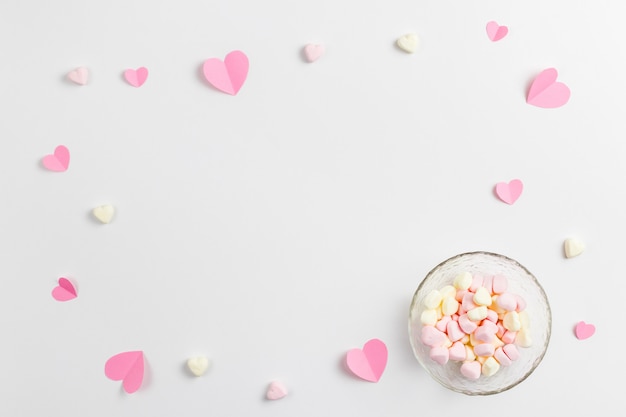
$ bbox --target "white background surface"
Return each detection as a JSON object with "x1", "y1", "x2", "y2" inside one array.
[{"x1": 0, "y1": 1, "x2": 622, "y2": 415}]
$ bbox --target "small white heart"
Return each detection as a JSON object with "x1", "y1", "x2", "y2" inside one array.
[
  {"x1": 396, "y1": 33, "x2": 419, "y2": 53},
  {"x1": 92, "y1": 204, "x2": 115, "y2": 224},
  {"x1": 266, "y1": 380, "x2": 288, "y2": 400},
  {"x1": 564, "y1": 238, "x2": 585, "y2": 258},
  {"x1": 187, "y1": 356, "x2": 210, "y2": 377}
]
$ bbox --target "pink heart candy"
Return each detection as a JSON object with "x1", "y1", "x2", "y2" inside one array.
[
  {"x1": 51, "y1": 277, "x2": 77, "y2": 301},
  {"x1": 575, "y1": 321, "x2": 596, "y2": 340},
  {"x1": 304, "y1": 44, "x2": 325, "y2": 62},
  {"x1": 124, "y1": 67, "x2": 149, "y2": 87},
  {"x1": 495, "y1": 179, "x2": 523, "y2": 205},
  {"x1": 42, "y1": 145, "x2": 70, "y2": 172},
  {"x1": 345, "y1": 338, "x2": 387, "y2": 382},
  {"x1": 104, "y1": 351, "x2": 145, "y2": 393},
  {"x1": 67, "y1": 67, "x2": 89, "y2": 85},
  {"x1": 202, "y1": 50, "x2": 249, "y2": 95},
  {"x1": 266, "y1": 381, "x2": 288, "y2": 400},
  {"x1": 486, "y1": 21, "x2": 508, "y2": 41},
  {"x1": 527, "y1": 68, "x2": 570, "y2": 108}
]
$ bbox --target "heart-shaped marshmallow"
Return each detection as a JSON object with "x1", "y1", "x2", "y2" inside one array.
[
  {"x1": 345, "y1": 338, "x2": 387, "y2": 382},
  {"x1": 93, "y1": 204, "x2": 115, "y2": 224},
  {"x1": 564, "y1": 238, "x2": 585, "y2": 258},
  {"x1": 266, "y1": 380, "x2": 288, "y2": 400},
  {"x1": 304, "y1": 44, "x2": 325, "y2": 62},
  {"x1": 396, "y1": 33, "x2": 419, "y2": 53},
  {"x1": 187, "y1": 356, "x2": 210, "y2": 376},
  {"x1": 67, "y1": 67, "x2": 89, "y2": 85}
]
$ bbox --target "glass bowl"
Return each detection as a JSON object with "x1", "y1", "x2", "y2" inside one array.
[{"x1": 408, "y1": 251, "x2": 551, "y2": 395}]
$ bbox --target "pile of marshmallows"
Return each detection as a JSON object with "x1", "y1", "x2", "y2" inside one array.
[{"x1": 419, "y1": 272, "x2": 531, "y2": 379}]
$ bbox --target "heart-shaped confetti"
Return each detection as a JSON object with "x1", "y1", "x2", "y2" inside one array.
[
  {"x1": 51, "y1": 277, "x2": 77, "y2": 302},
  {"x1": 187, "y1": 356, "x2": 210, "y2": 377},
  {"x1": 92, "y1": 204, "x2": 115, "y2": 224},
  {"x1": 266, "y1": 381, "x2": 288, "y2": 400},
  {"x1": 526, "y1": 68, "x2": 570, "y2": 108},
  {"x1": 495, "y1": 179, "x2": 523, "y2": 205},
  {"x1": 105, "y1": 351, "x2": 145, "y2": 393},
  {"x1": 124, "y1": 67, "x2": 149, "y2": 87},
  {"x1": 304, "y1": 44, "x2": 325, "y2": 62},
  {"x1": 575, "y1": 321, "x2": 595, "y2": 340},
  {"x1": 42, "y1": 145, "x2": 70, "y2": 172},
  {"x1": 345, "y1": 338, "x2": 388, "y2": 382},
  {"x1": 67, "y1": 67, "x2": 89, "y2": 85},
  {"x1": 202, "y1": 50, "x2": 249, "y2": 95},
  {"x1": 486, "y1": 21, "x2": 508, "y2": 41},
  {"x1": 564, "y1": 238, "x2": 585, "y2": 258},
  {"x1": 396, "y1": 33, "x2": 419, "y2": 53}
]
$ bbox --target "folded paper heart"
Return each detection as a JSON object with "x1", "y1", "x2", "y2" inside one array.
[
  {"x1": 266, "y1": 380, "x2": 288, "y2": 400},
  {"x1": 92, "y1": 204, "x2": 115, "y2": 224},
  {"x1": 51, "y1": 277, "x2": 77, "y2": 301},
  {"x1": 124, "y1": 67, "x2": 149, "y2": 87},
  {"x1": 495, "y1": 179, "x2": 523, "y2": 205},
  {"x1": 304, "y1": 44, "x2": 325, "y2": 62},
  {"x1": 105, "y1": 351, "x2": 145, "y2": 393},
  {"x1": 203, "y1": 50, "x2": 249, "y2": 95},
  {"x1": 67, "y1": 67, "x2": 89, "y2": 85},
  {"x1": 526, "y1": 68, "x2": 570, "y2": 108},
  {"x1": 575, "y1": 321, "x2": 595, "y2": 340},
  {"x1": 345, "y1": 338, "x2": 388, "y2": 382},
  {"x1": 396, "y1": 33, "x2": 419, "y2": 53},
  {"x1": 42, "y1": 145, "x2": 70, "y2": 172},
  {"x1": 486, "y1": 21, "x2": 508, "y2": 41},
  {"x1": 187, "y1": 356, "x2": 210, "y2": 377}
]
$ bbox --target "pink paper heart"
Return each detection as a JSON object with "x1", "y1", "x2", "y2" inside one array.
[
  {"x1": 67, "y1": 67, "x2": 89, "y2": 85},
  {"x1": 202, "y1": 50, "x2": 249, "y2": 95},
  {"x1": 51, "y1": 277, "x2": 77, "y2": 301},
  {"x1": 304, "y1": 44, "x2": 325, "y2": 62},
  {"x1": 42, "y1": 145, "x2": 70, "y2": 172},
  {"x1": 575, "y1": 321, "x2": 595, "y2": 340},
  {"x1": 105, "y1": 351, "x2": 145, "y2": 393},
  {"x1": 486, "y1": 21, "x2": 508, "y2": 41},
  {"x1": 346, "y1": 338, "x2": 388, "y2": 382},
  {"x1": 266, "y1": 381, "x2": 288, "y2": 400},
  {"x1": 526, "y1": 68, "x2": 570, "y2": 108},
  {"x1": 495, "y1": 179, "x2": 523, "y2": 205},
  {"x1": 124, "y1": 67, "x2": 149, "y2": 87}
]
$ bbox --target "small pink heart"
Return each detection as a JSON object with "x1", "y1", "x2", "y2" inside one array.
[
  {"x1": 124, "y1": 67, "x2": 149, "y2": 87},
  {"x1": 345, "y1": 338, "x2": 387, "y2": 382},
  {"x1": 495, "y1": 179, "x2": 523, "y2": 205},
  {"x1": 575, "y1": 321, "x2": 596, "y2": 340},
  {"x1": 42, "y1": 145, "x2": 70, "y2": 172},
  {"x1": 486, "y1": 21, "x2": 508, "y2": 41},
  {"x1": 266, "y1": 381, "x2": 288, "y2": 400},
  {"x1": 304, "y1": 44, "x2": 325, "y2": 62},
  {"x1": 67, "y1": 67, "x2": 89, "y2": 85},
  {"x1": 51, "y1": 277, "x2": 77, "y2": 301},
  {"x1": 527, "y1": 68, "x2": 570, "y2": 108},
  {"x1": 105, "y1": 351, "x2": 145, "y2": 393},
  {"x1": 202, "y1": 50, "x2": 249, "y2": 95}
]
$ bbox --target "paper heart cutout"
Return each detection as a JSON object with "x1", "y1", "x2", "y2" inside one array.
[
  {"x1": 202, "y1": 50, "x2": 249, "y2": 95},
  {"x1": 92, "y1": 205, "x2": 115, "y2": 224},
  {"x1": 42, "y1": 145, "x2": 70, "y2": 172},
  {"x1": 495, "y1": 179, "x2": 523, "y2": 205},
  {"x1": 124, "y1": 67, "x2": 149, "y2": 87},
  {"x1": 486, "y1": 21, "x2": 508, "y2": 41},
  {"x1": 564, "y1": 238, "x2": 585, "y2": 258},
  {"x1": 304, "y1": 44, "x2": 325, "y2": 62},
  {"x1": 266, "y1": 381, "x2": 288, "y2": 400},
  {"x1": 187, "y1": 356, "x2": 210, "y2": 377},
  {"x1": 345, "y1": 338, "x2": 387, "y2": 382},
  {"x1": 396, "y1": 33, "x2": 419, "y2": 53},
  {"x1": 105, "y1": 351, "x2": 145, "y2": 393},
  {"x1": 527, "y1": 68, "x2": 570, "y2": 108},
  {"x1": 67, "y1": 67, "x2": 89, "y2": 85},
  {"x1": 575, "y1": 321, "x2": 595, "y2": 340},
  {"x1": 51, "y1": 277, "x2": 77, "y2": 301}
]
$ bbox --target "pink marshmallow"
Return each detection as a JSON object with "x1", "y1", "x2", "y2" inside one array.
[
  {"x1": 458, "y1": 314, "x2": 478, "y2": 334},
  {"x1": 492, "y1": 274, "x2": 508, "y2": 294},
  {"x1": 496, "y1": 322, "x2": 506, "y2": 338},
  {"x1": 461, "y1": 292, "x2": 477, "y2": 311},
  {"x1": 435, "y1": 315, "x2": 451, "y2": 332},
  {"x1": 429, "y1": 346, "x2": 449, "y2": 365},
  {"x1": 503, "y1": 344, "x2": 520, "y2": 361},
  {"x1": 485, "y1": 309, "x2": 499, "y2": 323},
  {"x1": 514, "y1": 294, "x2": 527, "y2": 311},
  {"x1": 473, "y1": 343, "x2": 495, "y2": 357},
  {"x1": 460, "y1": 361, "x2": 481, "y2": 380},
  {"x1": 482, "y1": 275, "x2": 493, "y2": 294},
  {"x1": 448, "y1": 341, "x2": 466, "y2": 361},
  {"x1": 494, "y1": 347, "x2": 512, "y2": 366},
  {"x1": 469, "y1": 274, "x2": 483, "y2": 292},
  {"x1": 421, "y1": 326, "x2": 448, "y2": 347},
  {"x1": 455, "y1": 289, "x2": 467, "y2": 302},
  {"x1": 474, "y1": 323, "x2": 497, "y2": 343},
  {"x1": 495, "y1": 292, "x2": 517, "y2": 311},
  {"x1": 501, "y1": 330, "x2": 517, "y2": 344},
  {"x1": 446, "y1": 320, "x2": 465, "y2": 342}
]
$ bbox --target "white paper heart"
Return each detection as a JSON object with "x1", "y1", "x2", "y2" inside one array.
[
  {"x1": 187, "y1": 356, "x2": 210, "y2": 376},
  {"x1": 564, "y1": 238, "x2": 585, "y2": 258},
  {"x1": 396, "y1": 33, "x2": 419, "y2": 53},
  {"x1": 92, "y1": 204, "x2": 115, "y2": 224}
]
